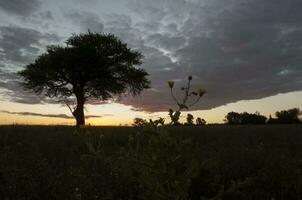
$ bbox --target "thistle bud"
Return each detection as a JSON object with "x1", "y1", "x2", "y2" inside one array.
[
  {"x1": 167, "y1": 80, "x2": 174, "y2": 88},
  {"x1": 188, "y1": 75, "x2": 192, "y2": 80},
  {"x1": 196, "y1": 88, "x2": 207, "y2": 97}
]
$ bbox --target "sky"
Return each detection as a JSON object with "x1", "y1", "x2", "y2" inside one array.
[{"x1": 0, "y1": 0, "x2": 301, "y2": 125}]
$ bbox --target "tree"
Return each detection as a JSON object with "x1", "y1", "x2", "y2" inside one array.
[
  {"x1": 19, "y1": 32, "x2": 150, "y2": 126},
  {"x1": 225, "y1": 111, "x2": 267, "y2": 125},
  {"x1": 274, "y1": 108, "x2": 301, "y2": 124},
  {"x1": 267, "y1": 115, "x2": 279, "y2": 124},
  {"x1": 225, "y1": 112, "x2": 242, "y2": 125},
  {"x1": 240, "y1": 112, "x2": 267, "y2": 124}
]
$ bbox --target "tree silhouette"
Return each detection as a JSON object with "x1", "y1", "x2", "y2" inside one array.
[
  {"x1": 225, "y1": 111, "x2": 267, "y2": 125},
  {"x1": 19, "y1": 32, "x2": 150, "y2": 126},
  {"x1": 274, "y1": 108, "x2": 301, "y2": 124},
  {"x1": 225, "y1": 112, "x2": 242, "y2": 125}
]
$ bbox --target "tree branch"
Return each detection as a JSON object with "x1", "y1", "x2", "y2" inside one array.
[{"x1": 65, "y1": 101, "x2": 74, "y2": 115}]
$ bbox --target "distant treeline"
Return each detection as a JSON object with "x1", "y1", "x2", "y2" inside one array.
[{"x1": 225, "y1": 108, "x2": 301, "y2": 125}]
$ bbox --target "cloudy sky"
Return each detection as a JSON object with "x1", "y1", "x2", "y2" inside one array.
[{"x1": 0, "y1": 0, "x2": 301, "y2": 125}]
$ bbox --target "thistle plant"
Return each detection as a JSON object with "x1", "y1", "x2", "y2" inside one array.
[{"x1": 168, "y1": 76, "x2": 206, "y2": 125}]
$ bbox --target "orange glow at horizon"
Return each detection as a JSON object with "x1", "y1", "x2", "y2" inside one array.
[{"x1": 0, "y1": 90, "x2": 302, "y2": 126}]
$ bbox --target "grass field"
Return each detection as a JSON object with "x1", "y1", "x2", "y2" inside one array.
[{"x1": 1, "y1": 125, "x2": 302, "y2": 199}]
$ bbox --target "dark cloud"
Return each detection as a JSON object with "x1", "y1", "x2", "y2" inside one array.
[
  {"x1": 85, "y1": 114, "x2": 113, "y2": 119},
  {"x1": 0, "y1": 26, "x2": 60, "y2": 104},
  {"x1": 119, "y1": 0, "x2": 302, "y2": 112},
  {"x1": 0, "y1": 110, "x2": 74, "y2": 119},
  {"x1": 102, "y1": 13, "x2": 143, "y2": 47},
  {"x1": 37, "y1": 11, "x2": 53, "y2": 20},
  {"x1": 0, "y1": 79, "x2": 52, "y2": 104},
  {"x1": 1, "y1": 0, "x2": 302, "y2": 112},
  {"x1": 0, "y1": 110, "x2": 110, "y2": 119},
  {"x1": 147, "y1": 33, "x2": 185, "y2": 51},
  {"x1": 0, "y1": 0, "x2": 41, "y2": 16},
  {"x1": 65, "y1": 11, "x2": 104, "y2": 32},
  {"x1": 0, "y1": 25, "x2": 60, "y2": 63},
  {"x1": 0, "y1": 70, "x2": 18, "y2": 80}
]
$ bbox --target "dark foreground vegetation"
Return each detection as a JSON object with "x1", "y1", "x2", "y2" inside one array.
[{"x1": 1, "y1": 125, "x2": 302, "y2": 199}]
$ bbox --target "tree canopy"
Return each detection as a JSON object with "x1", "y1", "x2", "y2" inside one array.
[
  {"x1": 19, "y1": 32, "x2": 150, "y2": 126},
  {"x1": 225, "y1": 111, "x2": 267, "y2": 125},
  {"x1": 268, "y1": 108, "x2": 301, "y2": 124}
]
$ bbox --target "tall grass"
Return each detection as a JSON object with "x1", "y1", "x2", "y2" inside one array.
[{"x1": 0, "y1": 125, "x2": 302, "y2": 199}]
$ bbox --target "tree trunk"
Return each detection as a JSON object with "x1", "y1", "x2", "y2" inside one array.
[{"x1": 73, "y1": 94, "x2": 85, "y2": 126}]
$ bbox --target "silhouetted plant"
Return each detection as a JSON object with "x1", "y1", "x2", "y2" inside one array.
[
  {"x1": 267, "y1": 115, "x2": 279, "y2": 124},
  {"x1": 19, "y1": 32, "x2": 150, "y2": 126},
  {"x1": 196, "y1": 117, "x2": 206, "y2": 125},
  {"x1": 225, "y1": 111, "x2": 267, "y2": 125},
  {"x1": 121, "y1": 120, "x2": 199, "y2": 199},
  {"x1": 241, "y1": 112, "x2": 267, "y2": 124},
  {"x1": 186, "y1": 113, "x2": 194, "y2": 125},
  {"x1": 2, "y1": 125, "x2": 302, "y2": 199},
  {"x1": 225, "y1": 112, "x2": 242, "y2": 125},
  {"x1": 275, "y1": 108, "x2": 301, "y2": 124},
  {"x1": 133, "y1": 117, "x2": 165, "y2": 129},
  {"x1": 268, "y1": 108, "x2": 301, "y2": 124},
  {"x1": 167, "y1": 76, "x2": 206, "y2": 125},
  {"x1": 168, "y1": 109, "x2": 181, "y2": 125}
]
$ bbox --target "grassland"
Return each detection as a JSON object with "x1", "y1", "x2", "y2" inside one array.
[{"x1": 1, "y1": 125, "x2": 302, "y2": 199}]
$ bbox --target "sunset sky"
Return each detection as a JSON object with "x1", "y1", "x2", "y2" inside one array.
[{"x1": 0, "y1": 0, "x2": 301, "y2": 125}]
